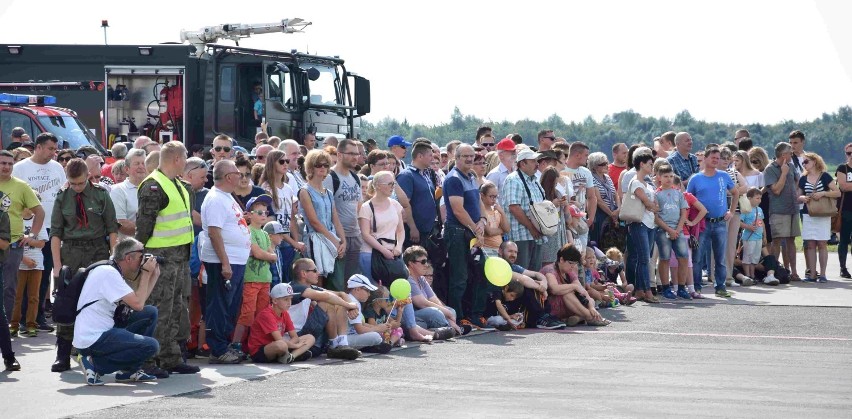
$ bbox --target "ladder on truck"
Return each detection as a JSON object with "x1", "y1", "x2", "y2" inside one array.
[{"x1": 180, "y1": 18, "x2": 311, "y2": 56}]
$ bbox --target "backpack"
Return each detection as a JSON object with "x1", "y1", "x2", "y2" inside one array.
[
  {"x1": 330, "y1": 170, "x2": 361, "y2": 195},
  {"x1": 52, "y1": 260, "x2": 114, "y2": 324}
]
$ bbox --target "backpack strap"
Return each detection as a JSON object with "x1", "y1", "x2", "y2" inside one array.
[{"x1": 331, "y1": 170, "x2": 341, "y2": 195}]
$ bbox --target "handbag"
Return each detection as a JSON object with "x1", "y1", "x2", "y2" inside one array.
[
  {"x1": 368, "y1": 202, "x2": 409, "y2": 284},
  {"x1": 618, "y1": 178, "x2": 644, "y2": 223},
  {"x1": 738, "y1": 195, "x2": 752, "y2": 213},
  {"x1": 832, "y1": 192, "x2": 844, "y2": 233},
  {"x1": 519, "y1": 173, "x2": 560, "y2": 236},
  {"x1": 808, "y1": 196, "x2": 837, "y2": 217}
]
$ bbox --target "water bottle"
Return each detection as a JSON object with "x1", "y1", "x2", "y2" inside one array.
[{"x1": 608, "y1": 289, "x2": 616, "y2": 308}]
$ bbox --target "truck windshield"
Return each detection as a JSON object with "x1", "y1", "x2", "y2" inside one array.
[
  {"x1": 38, "y1": 115, "x2": 107, "y2": 154},
  {"x1": 301, "y1": 64, "x2": 341, "y2": 106}
]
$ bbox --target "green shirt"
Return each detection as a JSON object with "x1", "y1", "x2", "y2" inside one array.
[
  {"x1": 0, "y1": 191, "x2": 11, "y2": 263},
  {"x1": 50, "y1": 182, "x2": 118, "y2": 241},
  {"x1": 245, "y1": 226, "x2": 272, "y2": 283},
  {"x1": 0, "y1": 176, "x2": 41, "y2": 242}
]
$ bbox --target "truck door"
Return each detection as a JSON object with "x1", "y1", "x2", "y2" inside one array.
[
  {"x1": 263, "y1": 61, "x2": 296, "y2": 140},
  {"x1": 216, "y1": 65, "x2": 236, "y2": 138}
]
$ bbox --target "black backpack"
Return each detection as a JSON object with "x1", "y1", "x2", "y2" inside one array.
[
  {"x1": 53, "y1": 260, "x2": 114, "y2": 324},
  {"x1": 330, "y1": 169, "x2": 361, "y2": 195}
]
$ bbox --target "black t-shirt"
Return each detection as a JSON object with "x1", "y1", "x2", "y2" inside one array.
[
  {"x1": 483, "y1": 290, "x2": 525, "y2": 318},
  {"x1": 291, "y1": 282, "x2": 325, "y2": 306},
  {"x1": 362, "y1": 304, "x2": 387, "y2": 324},
  {"x1": 798, "y1": 172, "x2": 834, "y2": 215},
  {"x1": 836, "y1": 165, "x2": 852, "y2": 212}
]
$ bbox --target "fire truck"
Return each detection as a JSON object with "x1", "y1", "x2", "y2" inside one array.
[{"x1": 0, "y1": 18, "x2": 370, "y2": 150}]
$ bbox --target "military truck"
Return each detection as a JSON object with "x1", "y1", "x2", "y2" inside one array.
[{"x1": 0, "y1": 19, "x2": 370, "y2": 150}]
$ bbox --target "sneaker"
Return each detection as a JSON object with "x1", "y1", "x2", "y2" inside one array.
[
  {"x1": 326, "y1": 345, "x2": 361, "y2": 360},
  {"x1": 115, "y1": 369, "x2": 157, "y2": 382},
  {"x1": 564, "y1": 315, "x2": 582, "y2": 327},
  {"x1": 805, "y1": 268, "x2": 812, "y2": 278},
  {"x1": 37, "y1": 323, "x2": 55, "y2": 333},
  {"x1": 802, "y1": 277, "x2": 817, "y2": 283},
  {"x1": 166, "y1": 362, "x2": 200, "y2": 374},
  {"x1": 725, "y1": 277, "x2": 734, "y2": 287},
  {"x1": 431, "y1": 327, "x2": 456, "y2": 340},
  {"x1": 676, "y1": 288, "x2": 692, "y2": 300},
  {"x1": 8, "y1": 327, "x2": 18, "y2": 337},
  {"x1": 763, "y1": 274, "x2": 780, "y2": 286},
  {"x1": 26, "y1": 328, "x2": 37, "y2": 337},
  {"x1": 228, "y1": 342, "x2": 248, "y2": 361},
  {"x1": 818, "y1": 276, "x2": 828, "y2": 283},
  {"x1": 277, "y1": 353, "x2": 296, "y2": 364},
  {"x1": 690, "y1": 291, "x2": 705, "y2": 299},
  {"x1": 196, "y1": 344, "x2": 211, "y2": 357},
  {"x1": 143, "y1": 365, "x2": 170, "y2": 379},
  {"x1": 209, "y1": 350, "x2": 241, "y2": 364},
  {"x1": 459, "y1": 324, "x2": 473, "y2": 335},
  {"x1": 536, "y1": 314, "x2": 566, "y2": 330},
  {"x1": 361, "y1": 342, "x2": 393, "y2": 354},
  {"x1": 294, "y1": 351, "x2": 312, "y2": 362},
  {"x1": 466, "y1": 316, "x2": 494, "y2": 330},
  {"x1": 662, "y1": 288, "x2": 677, "y2": 300},
  {"x1": 715, "y1": 289, "x2": 732, "y2": 298},
  {"x1": 740, "y1": 276, "x2": 754, "y2": 286},
  {"x1": 495, "y1": 323, "x2": 512, "y2": 331},
  {"x1": 79, "y1": 355, "x2": 104, "y2": 386},
  {"x1": 841, "y1": 268, "x2": 851, "y2": 279},
  {"x1": 3, "y1": 355, "x2": 20, "y2": 371}
]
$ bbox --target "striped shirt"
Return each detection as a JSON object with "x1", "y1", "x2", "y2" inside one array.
[{"x1": 592, "y1": 173, "x2": 617, "y2": 211}]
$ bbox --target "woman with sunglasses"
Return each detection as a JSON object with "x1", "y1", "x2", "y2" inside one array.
[
  {"x1": 56, "y1": 149, "x2": 74, "y2": 168},
  {"x1": 734, "y1": 150, "x2": 763, "y2": 189},
  {"x1": 541, "y1": 243, "x2": 609, "y2": 326},
  {"x1": 259, "y1": 150, "x2": 304, "y2": 283},
  {"x1": 300, "y1": 150, "x2": 346, "y2": 290},
  {"x1": 588, "y1": 152, "x2": 618, "y2": 245},
  {"x1": 359, "y1": 150, "x2": 389, "y2": 177},
  {"x1": 358, "y1": 170, "x2": 405, "y2": 285},
  {"x1": 797, "y1": 153, "x2": 840, "y2": 283}
]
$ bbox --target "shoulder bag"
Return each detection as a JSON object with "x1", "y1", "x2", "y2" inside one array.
[
  {"x1": 807, "y1": 174, "x2": 838, "y2": 217},
  {"x1": 618, "y1": 178, "x2": 644, "y2": 223},
  {"x1": 518, "y1": 173, "x2": 560, "y2": 236},
  {"x1": 368, "y1": 202, "x2": 409, "y2": 284}
]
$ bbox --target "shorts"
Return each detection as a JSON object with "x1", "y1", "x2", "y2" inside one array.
[
  {"x1": 655, "y1": 229, "x2": 689, "y2": 259},
  {"x1": 250, "y1": 348, "x2": 273, "y2": 363},
  {"x1": 742, "y1": 240, "x2": 762, "y2": 264},
  {"x1": 238, "y1": 282, "x2": 271, "y2": 326},
  {"x1": 769, "y1": 213, "x2": 801, "y2": 238},
  {"x1": 298, "y1": 304, "x2": 329, "y2": 340},
  {"x1": 669, "y1": 238, "x2": 693, "y2": 268}
]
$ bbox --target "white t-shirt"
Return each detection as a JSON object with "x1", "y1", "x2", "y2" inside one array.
[
  {"x1": 110, "y1": 179, "x2": 139, "y2": 240},
  {"x1": 12, "y1": 158, "x2": 66, "y2": 228},
  {"x1": 346, "y1": 294, "x2": 364, "y2": 334},
  {"x1": 563, "y1": 165, "x2": 595, "y2": 213},
  {"x1": 19, "y1": 217, "x2": 49, "y2": 271},
  {"x1": 629, "y1": 178, "x2": 657, "y2": 229},
  {"x1": 288, "y1": 298, "x2": 311, "y2": 332},
  {"x1": 199, "y1": 186, "x2": 251, "y2": 264},
  {"x1": 72, "y1": 265, "x2": 133, "y2": 349},
  {"x1": 261, "y1": 181, "x2": 295, "y2": 234}
]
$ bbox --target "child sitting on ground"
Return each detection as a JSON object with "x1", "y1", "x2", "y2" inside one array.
[
  {"x1": 597, "y1": 247, "x2": 636, "y2": 305},
  {"x1": 484, "y1": 279, "x2": 526, "y2": 331},
  {"x1": 582, "y1": 247, "x2": 614, "y2": 307},
  {"x1": 363, "y1": 285, "x2": 409, "y2": 347},
  {"x1": 235, "y1": 195, "x2": 278, "y2": 351},
  {"x1": 247, "y1": 283, "x2": 315, "y2": 364},
  {"x1": 346, "y1": 275, "x2": 393, "y2": 353}
]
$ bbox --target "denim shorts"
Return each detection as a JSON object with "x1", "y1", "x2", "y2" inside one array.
[{"x1": 655, "y1": 228, "x2": 689, "y2": 259}]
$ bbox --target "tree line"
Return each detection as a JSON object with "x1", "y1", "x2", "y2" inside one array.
[{"x1": 362, "y1": 106, "x2": 852, "y2": 165}]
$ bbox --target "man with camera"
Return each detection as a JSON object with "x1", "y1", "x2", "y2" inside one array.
[
  {"x1": 75, "y1": 238, "x2": 161, "y2": 385},
  {"x1": 135, "y1": 141, "x2": 198, "y2": 376}
]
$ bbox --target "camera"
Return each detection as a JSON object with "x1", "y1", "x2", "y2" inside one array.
[{"x1": 142, "y1": 254, "x2": 165, "y2": 265}]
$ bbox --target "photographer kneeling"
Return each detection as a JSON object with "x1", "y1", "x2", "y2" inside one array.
[{"x1": 74, "y1": 238, "x2": 161, "y2": 386}]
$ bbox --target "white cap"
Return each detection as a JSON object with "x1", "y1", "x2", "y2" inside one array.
[
  {"x1": 347, "y1": 274, "x2": 378, "y2": 291},
  {"x1": 515, "y1": 149, "x2": 540, "y2": 163},
  {"x1": 270, "y1": 283, "x2": 297, "y2": 298}
]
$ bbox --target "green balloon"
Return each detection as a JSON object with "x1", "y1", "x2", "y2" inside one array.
[
  {"x1": 484, "y1": 257, "x2": 512, "y2": 287},
  {"x1": 390, "y1": 278, "x2": 412, "y2": 300}
]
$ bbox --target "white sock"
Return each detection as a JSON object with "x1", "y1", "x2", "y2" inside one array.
[
  {"x1": 672, "y1": 284, "x2": 679, "y2": 292},
  {"x1": 687, "y1": 285, "x2": 696, "y2": 293},
  {"x1": 337, "y1": 335, "x2": 349, "y2": 347}
]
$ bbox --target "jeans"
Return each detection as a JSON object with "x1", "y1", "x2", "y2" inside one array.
[
  {"x1": 414, "y1": 306, "x2": 455, "y2": 329},
  {"x1": 515, "y1": 240, "x2": 542, "y2": 272},
  {"x1": 276, "y1": 243, "x2": 296, "y2": 286},
  {"x1": 344, "y1": 236, "x2": 363, "y2": 281},
  {"x1": 0, "y1": 267, "x2": 14, "y2": 359},
  {"x1": 627, "y1": 223, "x2": 654, "y2": 291},
  {"x1": 655, "y1": 229, "x2": 689, "y2": 259},
  {"x1": 838, "y1": 211, "x2": 852, "y2": 268},
  {"x1": 444, "y1": 226, "x2": 469, "y2": 319},
  {"x1": 359, "y1": 252, "x2": 373, "y2": 283},
  {"x1": 78, "y1": 305, "x2": 160, "y2": 375},
  {"x1": 346, "y1": 331, "x2": 383, "y2": 349},
  {"x1": 390, "y1": 302, "x2": 419, "y2": 330},
  {"x1": 523, "y1": 287, "x2": 547, "y2": 326},
  {"x1": 2, "y1": 247, "x2": 24, "y2": 321},
  {"x1": 693, "y1": 219, "x2": 728, "y2": 291},
  {"x1": 203, "y1": 262, "x2": 246, "y2": 357}
]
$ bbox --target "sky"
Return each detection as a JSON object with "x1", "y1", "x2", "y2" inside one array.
[{"x1": 2, "y1": 0, "x2": 850, "y2": 126}]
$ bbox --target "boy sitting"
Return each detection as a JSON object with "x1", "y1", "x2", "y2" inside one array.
[
  {"x1": 346, "y1": 275, "x2": 393, "y2": 353},
  {"x1": 484, "y1": 279, "x2": 526, "y2": 331},
  {"x1": 498, "y1": 241, "x2": 566, "y2": 329},
  {"x1": 247, "y1": 283, "x2": 315, "y2": 364}
]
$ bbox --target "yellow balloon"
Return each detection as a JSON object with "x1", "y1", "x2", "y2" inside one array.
[
  {"x1": 469, "y1": 238, "x2": 477, "y2": 249},
  {"x1": 390, "y1": 278, "x2": 412, "y2": 300},
  {"x1": 484, "y1": 257, "x2": 512, "y2": 287}
]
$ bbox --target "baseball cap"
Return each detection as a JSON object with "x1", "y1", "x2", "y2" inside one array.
[
  {"x1": 347, "y1": 274, "x2": 378, "y2": 291},
  {"x1": 387, "y1": 135, "x2": 411, "y2": 148},
  {"x1": 232, "y1": 145, "x2": 248, "y2": 155},
  {"x1": 568, "y1": 205, "x2": 586, "y2": 218},
  {"x1": 246, "y1": 194, "x2": 273, "y2": 210},
  {"x1": 263, "y1": 221, "x2": 286, "y2": 235},
  {"x1": 496, "y1": 138, "x2": 516, "y2": 152},
  {"x1": 537, "y1": 150, "x2": 559, "y2": 162},
  {"x1": 270, "y1": 283, "x2": 297, "y2": 298},
  {"x1": 516, "y1": 149, "x2": 540, "y2": 163},
  {"x1": 439, "y1": 147, "x2": 447, "y2": 155}
]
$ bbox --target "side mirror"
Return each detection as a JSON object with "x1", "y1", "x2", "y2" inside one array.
[
  {"x1": 353, "y1": 75, "x2": 370, "y2": 116},
  {"x1": 293, "y1": 68, "x2": 311, "y2": 107}
]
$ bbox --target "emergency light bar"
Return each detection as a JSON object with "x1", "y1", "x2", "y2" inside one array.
[{"x1": 0, "y1": 93, "x2": 57, "y2": 105}]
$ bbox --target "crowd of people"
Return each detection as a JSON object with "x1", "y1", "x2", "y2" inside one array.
[{"x1": 0, "y1": 125, "x2": 846, "y2": 386}]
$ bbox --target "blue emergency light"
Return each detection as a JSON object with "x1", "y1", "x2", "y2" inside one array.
[{"x1": 0, "y1": 93, "x2": 57, "y2": 105}]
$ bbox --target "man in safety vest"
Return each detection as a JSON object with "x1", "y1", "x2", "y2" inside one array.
[{"x1": 135, "y1": 141, "x2": 199, "y2": 377}]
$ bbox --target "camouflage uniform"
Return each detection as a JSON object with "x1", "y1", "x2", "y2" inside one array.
[
  {"x1": 51, "y1": 183, "x2": 116, "y2": 342},
  {"x1": 135, "y1": 175, "x2": 193, "y2": 369}
]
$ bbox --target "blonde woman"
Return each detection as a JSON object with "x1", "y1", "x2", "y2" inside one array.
[
  {"x1": 797, "y1": 152, "x2": 840, "y2": 282},
  {"x1": 358, "y1": 170, "x2": 405, "y2": 284},
  {"x1": 734, "y1": 150, "x2": 764, "y2": 188}
]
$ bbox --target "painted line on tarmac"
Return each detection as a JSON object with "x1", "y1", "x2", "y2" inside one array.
[{"x1": 569, "y1": 330, "x2": 852, "y2": 341}]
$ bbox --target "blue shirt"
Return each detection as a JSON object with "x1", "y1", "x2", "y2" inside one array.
[
  {"x1": 666, "y1": 151, "x2": 699, "y2": 183},
  {"x1": 397, "y1": 165, "x2": 436, "y2": 233},
  {"x1": 740, "y1": 207, "x2": 764, "y2": 241},
  {"x1": 443, "y1": 167, "x2": 480, "y2": 228},
  {"x1": 686, "y1": 171, "x2": 734, "y2": 218}
]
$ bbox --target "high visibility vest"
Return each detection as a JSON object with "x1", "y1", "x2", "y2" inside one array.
[{"x1": 144, "y1": 170, "x2": 193, "y2": 248}]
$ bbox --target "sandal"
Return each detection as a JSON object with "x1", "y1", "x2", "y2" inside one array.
[{"x1": 644, "y1": 295, "x2": 660, "y2": 304}]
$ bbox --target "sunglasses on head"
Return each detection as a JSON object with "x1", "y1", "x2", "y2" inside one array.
[{"x1": 214, "y1": 146, "x2": 232, "y2": 153}]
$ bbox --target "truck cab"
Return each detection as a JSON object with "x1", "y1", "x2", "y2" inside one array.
[{"x1": 0, "y1": 93, "x2": 107, "y2": 153}]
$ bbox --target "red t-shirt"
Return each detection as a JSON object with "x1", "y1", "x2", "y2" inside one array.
[
  {"x1": 247, "y1": 306, "x2": 294, "y2": 355},
  {"x1": 608, "y1": 164, "x2": 627, "y2": 191}
]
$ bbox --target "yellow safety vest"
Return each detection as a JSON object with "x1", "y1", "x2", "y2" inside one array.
[{"x1": 144, "y1": 170, "x2": 193, "y2": 248}]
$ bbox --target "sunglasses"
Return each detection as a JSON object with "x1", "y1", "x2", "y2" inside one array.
[
  {"x1": 249, "y1": 210, "x2": 268, "y2": 215},
  {"x1": 482, "y1": 143, "x2": 495, "y2": 147},
  {"x1": 542, "y1": 136, "x2": 555, "y2": 140},
  {"x1": 214, "y1": 146, "x2": 232, "y2": 153},
  {"x1": 847, "y1": 152, "x2": 852, "y2": 156},
  {"x1": 278, "y1": 158, "x2": 290, "y2": 165},
  {"x1": 57, "y1": 156, "x2": 72, "y2": 162},
  {"x1": 597, "y1": 162, "x2": 608, "y2": 167},
  {"x1": 237, "y1": 172, "x2": 251, "y2": 179},
  {"x1": 314, "y1": 163, "x2": 330, "y2": 169},
  {"x1": 413, "y1": 259, "x2": 429, "y2": 265}
]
